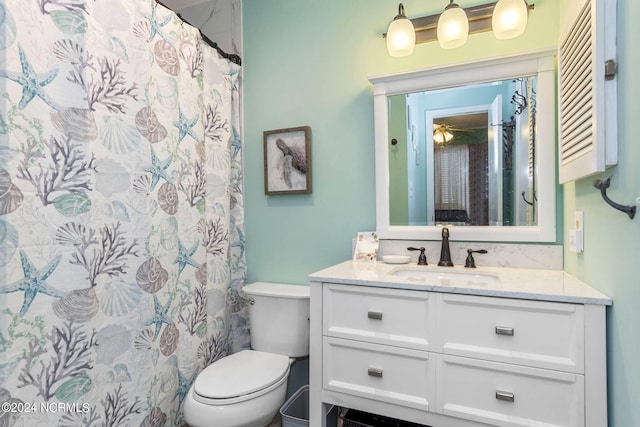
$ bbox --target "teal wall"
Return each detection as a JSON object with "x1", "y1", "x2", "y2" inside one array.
[
  {"x1": 242, "y1": 0, "x2": 559, "y2": 285},
  {"x1": 243, "y1": 1, "x2": 639, "y2": 425}
]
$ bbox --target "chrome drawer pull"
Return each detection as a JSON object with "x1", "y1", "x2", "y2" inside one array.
[
  {"x1": 495, "y1": 391, "x2": 515, "y2": 402},
  {"x1": 495, "y1": 326, "x2": 514, "y2": 336},
  {"x1": 368, "y1": 311, "x2": 383, "y2": 320},
  {"x1": 367, "y1": 368, "x2": 383, "y2": 378}
]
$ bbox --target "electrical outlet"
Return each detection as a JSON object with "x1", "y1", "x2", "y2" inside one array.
[{"x1": 569, "y1": 211, "x2": 584, "y2": 253}]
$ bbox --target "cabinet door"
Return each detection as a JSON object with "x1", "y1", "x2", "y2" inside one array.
[
  {"x1": 323, "y1": 284, "x2": 435, "y2": 351},
  {"x1": 436, "y1": 355, "x2": 584, "y2": 427},
  {"x1": 558, "y1": 0, "x2": 617, "y2": 182},
  {"x1": 323, "y1": 337, "x2": 435, "y2": 411},
  {"x1": 438, "y1": 293, "x2": 584, "y2": 373}
]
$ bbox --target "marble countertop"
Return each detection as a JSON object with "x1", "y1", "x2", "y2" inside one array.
[{"x1": 308, "y1": 261, "x2": 612, "y2": 306}]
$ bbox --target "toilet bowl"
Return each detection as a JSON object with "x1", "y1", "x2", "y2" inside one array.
[
  {"x1": 183, "y1": 350, "x2": 291, "y2": 427},
  {"x1": 183, "y1": 282, "x2": 310, "y2": 427}
]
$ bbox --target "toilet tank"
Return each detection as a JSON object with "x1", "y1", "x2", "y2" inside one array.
[{"x1": 243, "y1": 282, "x2": 310, "y2": 357}]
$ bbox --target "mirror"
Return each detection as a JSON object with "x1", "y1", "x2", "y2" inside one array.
[
  {"x1": 390, "y1": 76, "x2": 536, "y2": 227},
  {"x1": 370, "y1": 50, "x2": 556, "y2": 242}
]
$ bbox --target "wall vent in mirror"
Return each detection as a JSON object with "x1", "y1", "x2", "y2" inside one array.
[{"x1": 558, "y1": 0, "x2": 617, "y2": 183}]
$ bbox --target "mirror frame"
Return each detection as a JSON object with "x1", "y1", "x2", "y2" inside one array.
[{"x1": 369, "y1": 49, "x2": 557, "y2": 242}]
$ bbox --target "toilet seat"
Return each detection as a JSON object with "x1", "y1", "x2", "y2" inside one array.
[{"x1": 193, "y1": 350, "x2": 290, "y2": 405}]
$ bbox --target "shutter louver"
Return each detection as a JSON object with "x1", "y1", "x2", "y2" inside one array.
[{"x1": 558, "y1": 0, "x2": 617, "y2": 183}]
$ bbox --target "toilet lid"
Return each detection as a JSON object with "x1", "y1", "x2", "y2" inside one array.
[{"x1": 194, "y1": 350, "x2": 289, "y2": 399}]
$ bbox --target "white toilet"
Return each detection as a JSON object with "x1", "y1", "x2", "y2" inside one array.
[{"x1": 183, "y1": 282, "x2": 310, "y2": 427}]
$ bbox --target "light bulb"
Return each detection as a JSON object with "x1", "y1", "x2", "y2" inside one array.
[
  {"x1": 492, "y1": 0, "x2": 528, "y2": 40},
  {"x1": 386, "y1": 4, "x2": 416, "y2": 57},
  {"x1": 437, "y1": 2, "x2": 469, "y2": 49}
]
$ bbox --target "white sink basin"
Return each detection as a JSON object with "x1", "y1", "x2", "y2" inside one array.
[{"x1": 389, "y1": 267, "x2": 499, "y2": 285}]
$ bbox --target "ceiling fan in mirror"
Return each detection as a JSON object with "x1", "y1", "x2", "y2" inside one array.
[
  {"x1": 432, "y1": 124, "x2": 454, "y2": 145},
  {"x1": 432, "y1": 113, "x2": 488, "y2": 147}
]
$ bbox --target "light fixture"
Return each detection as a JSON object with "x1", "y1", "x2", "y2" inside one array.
[
  {"x1": 437, "y1": 1, "x2": 469, "y2": 49},
  {"x1": 383, "y1": 1, "x2": 534, "y2": 56},
  {"x1": 433, "y1": 124, "x2": 454, "y2": 145},
  {"x1": 492, "y1": 0, "x2": 529, "y2": 40},
  {"x1": 385, "y1": 3, "x2": 416, "y2": 57}
]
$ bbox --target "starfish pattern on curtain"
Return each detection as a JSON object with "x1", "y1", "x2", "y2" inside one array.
[{"x1": 0, "y1": 0, "x2": 249, "y2": 425}]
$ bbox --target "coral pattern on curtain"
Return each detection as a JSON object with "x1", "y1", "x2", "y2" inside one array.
[{"x1": 0, "y1": 0, "x2": 248, "y2": 425}]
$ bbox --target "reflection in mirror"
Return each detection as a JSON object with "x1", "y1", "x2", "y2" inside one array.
[
  {"x1": 389, "y1": 76, "x2": 537, "y2": 227},
  {"x1": 370, "y1": 51, "x2": 556, "y2": 242}
]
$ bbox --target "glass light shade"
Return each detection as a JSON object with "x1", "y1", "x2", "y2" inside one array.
[
  {"x1": 437, "y1": 4, "x2": 469, "y2": 49},
  {"x1": 386, "y1": 17, "x2": 416, "y2": 57},
  {"x1": 492, "y1": 0, "x2": 528, "y2": 40},
  {"x1": 433, "y1": 125, "x2": 454, "y2": 145}
]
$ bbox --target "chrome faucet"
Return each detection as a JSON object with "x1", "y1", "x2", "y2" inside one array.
[{"x1": 437, "y1": 227, "x2": 454, "y2": 267}]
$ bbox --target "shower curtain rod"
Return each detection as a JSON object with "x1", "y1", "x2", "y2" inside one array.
[{"x1": 155, "y1": 0, "x2": 242, "y2": 66}]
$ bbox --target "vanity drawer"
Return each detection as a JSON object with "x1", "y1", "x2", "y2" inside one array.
[
  {"x1": 437, "y1": 355, "x2": 584, "y2": 427},
  {"x1": 323, "y1": 337, "x2": 435, "y2": 411},
  {"x1": 323, "y1": 284, "x2": 434, "y2": 350},
  {"x1": 439, "y1": 294, "x2": 585, "y2": 373}
]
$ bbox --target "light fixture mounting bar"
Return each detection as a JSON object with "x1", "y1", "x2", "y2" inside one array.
[{"x1": 411, "y1": 1, "x2": 533, "y2": 44}]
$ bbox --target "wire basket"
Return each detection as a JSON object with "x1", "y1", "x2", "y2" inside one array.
[{"x1": 342, "y1": 409, "x2": 430, "y2": 427}]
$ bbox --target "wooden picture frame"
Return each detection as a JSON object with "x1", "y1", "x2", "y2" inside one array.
[{"x1": 263, "y1": 126, "x2": 312, "y2": 195}]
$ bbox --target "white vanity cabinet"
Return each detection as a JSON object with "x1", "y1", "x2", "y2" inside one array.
[
  {"x1": 322, "y1": 285, "x2": 437, "y2": 412},
  {"x1": 308, "y1": 262, "x2": 611, "y2": 427},
  {"x1": 435, "y1": 294, "x2": 587, "y2": 427}
]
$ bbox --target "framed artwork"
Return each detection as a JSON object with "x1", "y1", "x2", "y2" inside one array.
[{"x1": 263, "y1": 126, "x2": 312, "y2": 195}]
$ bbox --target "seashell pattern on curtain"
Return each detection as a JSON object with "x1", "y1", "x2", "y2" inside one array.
[{"x1": 0, "y1": 0, "x2": 248, "y2": 425}]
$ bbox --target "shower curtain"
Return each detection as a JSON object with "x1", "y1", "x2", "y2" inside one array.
[{"x1": 0, "y1": 0, "x2": 248, "y2": 425}]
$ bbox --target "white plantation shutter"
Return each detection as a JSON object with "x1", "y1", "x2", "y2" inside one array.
[{"x1": 558, "y1": 0, "x2": 617, "y2": 183}]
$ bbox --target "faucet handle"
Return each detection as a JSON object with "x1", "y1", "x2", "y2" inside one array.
[
  {"x1": 465, "y1": 249, "x2": 488, "y2": 268},
  {"x1": 407, "y1": 247, "x2": 428, "y2": 265}
]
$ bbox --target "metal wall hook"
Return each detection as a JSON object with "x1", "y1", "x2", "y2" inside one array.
[
  {"x1": 521, "y1": 191, "x2": 533, "y2": 206},
  {"x1": 593, "y1": 176, "x2": 636, "y2": 219},
  {"x1": 510, "y1": 89, "x2": 528, "y2": 115}
]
